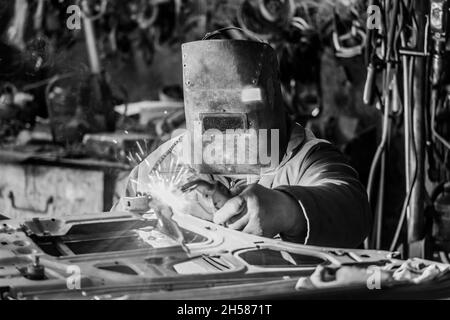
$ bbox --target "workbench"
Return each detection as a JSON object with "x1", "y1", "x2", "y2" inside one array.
[{"x1": 0, "y1": 149, "x2": 131, "y2": 220}]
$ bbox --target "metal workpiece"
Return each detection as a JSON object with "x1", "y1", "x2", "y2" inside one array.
[{"x1": 0, "y1": 210, "x2": 404, "y2": 300}]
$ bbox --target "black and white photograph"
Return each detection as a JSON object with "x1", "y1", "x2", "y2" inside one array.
[{"x1": 0, "y1": 0, "x2": 449, "y2": 305}]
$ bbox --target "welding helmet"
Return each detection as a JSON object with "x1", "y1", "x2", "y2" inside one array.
[{"x1": 181, "y1": 39, "x2": 287, "y2": 175}]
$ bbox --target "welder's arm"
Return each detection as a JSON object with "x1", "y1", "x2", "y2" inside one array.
[{"x1": 276, "y1": 143, "x2": 371, "y2": 248}]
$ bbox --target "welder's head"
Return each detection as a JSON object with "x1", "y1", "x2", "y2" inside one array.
[{"x1": 181, "y1": 39, "x2": 287, "y2": 176}]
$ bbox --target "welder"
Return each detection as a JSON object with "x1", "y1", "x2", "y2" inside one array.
[{"x1": 115, "y1": 39, "x2": 371, "y2": 249}]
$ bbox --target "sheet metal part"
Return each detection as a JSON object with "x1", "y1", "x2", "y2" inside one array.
[{"x1": 0, "y1": 211, "x2": 406, "y2": 300}]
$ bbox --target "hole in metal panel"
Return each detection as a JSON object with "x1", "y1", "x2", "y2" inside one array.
[
  {"x1": 239, "y1": 249, "x2": 326, "y2": 268},
  {"x1": 97, "y1": 264, "x2": 138, "y2": 275}
]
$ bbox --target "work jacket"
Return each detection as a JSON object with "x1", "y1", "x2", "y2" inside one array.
[{"x1": 116, "y1": 123, "x2": 371, "y2": 249}]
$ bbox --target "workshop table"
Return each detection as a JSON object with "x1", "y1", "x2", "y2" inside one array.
[{"x1": 0, "y1": 149, "x2": 131, "y2": 219}]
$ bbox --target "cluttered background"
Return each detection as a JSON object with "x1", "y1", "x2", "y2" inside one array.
[{"x1": 0, "y1": 0, "x2": 391, "y2": 246}]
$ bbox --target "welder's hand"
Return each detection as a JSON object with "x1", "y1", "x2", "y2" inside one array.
[
  {"x1": 181, "y1": 179, "x2": 232, "y2": 221},
  {"x1": 213, "y1": 184, "x2": 306, "y2": 239},
  {"x1": 181, "y1": 179, "x2": 231, "y2": 211}
]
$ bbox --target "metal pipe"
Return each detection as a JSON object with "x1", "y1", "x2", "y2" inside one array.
[
  {"x1": 81, "y1": 0, "x2": 101, "y2": 74},
  {"x1": 375, "y1": 134, "x2": 388, "y2": 249},
  {"x1": 408, "y1": 0, "x2": 428, "y2": 246},
  {"x1": 401, "y1": 34, "x2": 412, "y2": 239},
  {"x1": 389, "y1": 58, "x2": 417, "y2": 252}
]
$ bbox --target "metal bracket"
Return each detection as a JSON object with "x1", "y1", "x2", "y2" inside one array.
[
  {"x1": 399, "y1": 16, "x2": 430, "y2": 57},
  {"x1": 8, "y1": 192, "x2": 53, "y2": 215}
]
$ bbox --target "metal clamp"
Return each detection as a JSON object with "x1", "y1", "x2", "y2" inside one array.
[
  {"x1": 399, "y1": 16, "x2": 430, "y2": 57},
  {"x1": 332, "y1": 24, "x2": 366, "y2": 59},
  {"x1": 8, "y1": 192, "x2": 53, "y2": 214}
]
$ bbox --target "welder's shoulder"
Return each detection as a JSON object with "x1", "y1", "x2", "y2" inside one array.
[
  {"x1": 289, "y1": 126, "x2": 334, "y2": 165},
  {"x1": 284, "y1": 126, "x2": 357, "y2": 182}
]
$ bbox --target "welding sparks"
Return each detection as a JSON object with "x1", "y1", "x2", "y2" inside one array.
[
  {"x1": 136, "y1": 141, "x2": 145, "y2": 157},
  {"x1": 134, "y1": 154, "x2": 196, "y2": 213},
  {"x1": 146, "y1": 164, "x2": 196, "y2": 214},
  {"x1": 147, "y1": 174, "x2": 188, "y2": 213},
  {"x1": 127, "y1": 134, "x2": 198, "y2": 214},
  {"x1": 130, "y1": 168, "x2": 191, "y2": 214}
]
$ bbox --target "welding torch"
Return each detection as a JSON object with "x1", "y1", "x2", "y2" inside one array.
[
  {"x1": 181, "y1": 179, "x2": 252, "y2": 229},
  {"x1": 180, "y1": 179, "x2": 252, "y2": 229},
  {"x1": 181, "y1": 180, "x2": 233, "y2": 215},
  {"x1": 151, "y1": 179, "x2": 235, "y2": 252}
]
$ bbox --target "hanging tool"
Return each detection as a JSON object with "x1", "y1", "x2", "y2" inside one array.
[
  {"x1": 379, "y1": 0, "x2": 431, "y2": 257},
  {"x1": 430, "y1": 0, "x2": 450, "y2": 151},
  {"x1": 332, "y1": 19, "x2": 366, "y2": 59},
  {"x1": 80, "y1": 0, "x2": 105, "y2": 74},
  {"x1": 8, "y1": 0, "x2": 28, "y2": 50}
]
